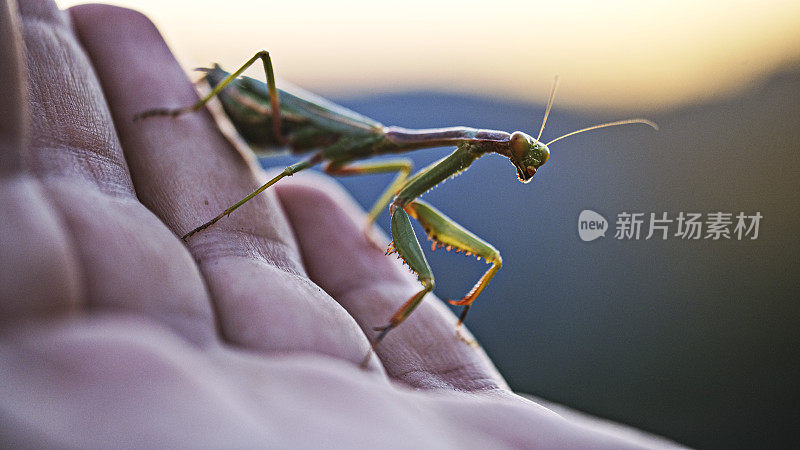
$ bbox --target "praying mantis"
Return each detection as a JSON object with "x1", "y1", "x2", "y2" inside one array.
[{"x1": 136, "y1": 51, "x2": 657, "y2": 348}]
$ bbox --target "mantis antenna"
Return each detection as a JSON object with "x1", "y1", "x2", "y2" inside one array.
[
  {"x1": 545, "y1": 118, "x2": 659, "y2": 147},
  {"x1": 537, "y1": 75, "x2": 560, "y2": 141}
]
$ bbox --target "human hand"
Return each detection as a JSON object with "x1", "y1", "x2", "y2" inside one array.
[{"x1": 0, "y1": 1, "x2": 675, "y2": 447}]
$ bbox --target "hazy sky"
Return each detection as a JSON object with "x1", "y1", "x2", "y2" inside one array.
[{"x1": 57, "y1": 0, "x2": 800, "y2": 112}]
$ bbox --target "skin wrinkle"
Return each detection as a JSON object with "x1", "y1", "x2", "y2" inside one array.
[
  {"x1": 36, "y1": 143, "x2": 132, "y2": 197},
  {"x1": 394, "y1": 364, "x2": 504, "y2": 393},
  {"x1": 189, "y1": 229, "x2": 307, "y2": 278},
  {"x1": 384, "y1": 340, "x2": 504, "y2": 392},
  {"x1": 23, "y1": 10, "x2": 133, "y2": 198}
]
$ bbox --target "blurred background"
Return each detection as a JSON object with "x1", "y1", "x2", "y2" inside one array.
[{"x1": 58, "y1": 1, "x2": 800, "y2": 448}]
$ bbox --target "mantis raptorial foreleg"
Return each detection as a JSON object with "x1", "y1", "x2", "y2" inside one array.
[
  {"x1": 371, "y1": 145, "x2": 500, "y2": 346},
  {"x1": 324, "y1": 159, "x2": 413, "y2": 245},
  {"x1": 391, "y1": 146, "x2": 479, "y2": 209},
  {"x1": 379, "y1": 197, "x2": 502, "y2": 347},
  {"x1": 405, "y1": 200, "x2": 502, "y2": 325},
  {"x1": 375, "y1": 207, "x2": 435, "y2": 344},
  {"x1": 134, "y1": 50, "x2": 284, "y2": 142}
]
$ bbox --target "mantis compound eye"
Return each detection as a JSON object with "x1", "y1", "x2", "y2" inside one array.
[
  {"x1": 510, "y1": 131, "x2": 531, "y2": 160},
  {"x1": 539, "y1": 144, "x2": 550, "y2": 165}
]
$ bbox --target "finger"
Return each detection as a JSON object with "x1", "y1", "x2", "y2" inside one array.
[
  {"x1": 276, "y1": 174, "x2": 509, "y2": 391},
  {"x1": 73, "y1": 5, "x2": 377, "y2": 366},
  {"x1": 0, "y1": 0, "x2": 83, "y2": 322},
  {"x1": 9, "y1": 0, "x2": 215, "y2": 343},
  {"x1": 71, "y1": 4, "x2": 293, "y2": 265}
]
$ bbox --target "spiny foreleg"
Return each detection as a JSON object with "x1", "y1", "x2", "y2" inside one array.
[{"x1": 405, "y1": 199, "x2": 502, "y2": 326}]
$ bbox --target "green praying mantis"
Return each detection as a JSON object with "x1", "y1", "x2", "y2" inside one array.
[{"x1": 136, "y1": 51, "x2": 657, "y2": 348}]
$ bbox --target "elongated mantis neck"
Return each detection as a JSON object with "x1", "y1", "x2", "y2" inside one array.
[{"x1": 383, "y1": 126, "x2": 511, "y2": 154}]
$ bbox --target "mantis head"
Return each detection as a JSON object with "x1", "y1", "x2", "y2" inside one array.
[
  {"x1": 509, "y1": 131, "x2": 549, "y2": 183},
  {"x1": 506, "y1": 76, "x2": 657, "y2": 184}
]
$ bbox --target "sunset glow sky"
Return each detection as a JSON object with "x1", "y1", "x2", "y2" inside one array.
[{"x1": 58, "y1": 0, "x2": 800, "y2": 112}]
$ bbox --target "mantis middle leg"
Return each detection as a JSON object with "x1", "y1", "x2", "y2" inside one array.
[
  {"x1": 181, "y1": 155, "x2": 321, "y2": 240},
  {"x1": 324, "y1": 158, "x2": 412, "y2": 232}
]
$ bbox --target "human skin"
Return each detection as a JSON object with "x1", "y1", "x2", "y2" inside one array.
[{"x1": 0, "y1": 1, "x2": 679, "y2": 447}]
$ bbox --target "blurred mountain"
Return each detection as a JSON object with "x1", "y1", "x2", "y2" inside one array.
[{"x1": 264, "y1": 65, "x2": 800, "y2": 449}]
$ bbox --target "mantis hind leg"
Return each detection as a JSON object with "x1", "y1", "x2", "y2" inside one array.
[
  {"x1": 135, "y1": 50, "x2": 285, "y2": 142},
  {"x1": 324, "y1": 159, "x2": 412, "y2": 246},
  {"x1": 405, "y1": 199, "x2": 502, "y2": 326}
]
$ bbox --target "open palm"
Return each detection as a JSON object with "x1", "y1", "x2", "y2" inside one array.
[{"x1": 0, "y1": 1, "x2": 678, "y2": 448}]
